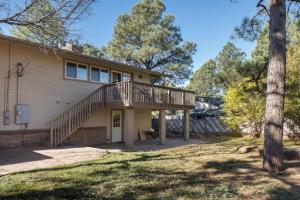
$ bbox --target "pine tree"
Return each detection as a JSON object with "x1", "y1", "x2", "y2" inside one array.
[{"x1": 104, "y1": 0, "x2": 196, "y2": 85}]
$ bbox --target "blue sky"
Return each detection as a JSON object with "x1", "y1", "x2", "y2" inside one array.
[
  {"x1": 71, "y1": 0, "x2": 258, "y2": 72},
  {"x1": 1, "y1": 0, "x2": 258, "y2": 75}
]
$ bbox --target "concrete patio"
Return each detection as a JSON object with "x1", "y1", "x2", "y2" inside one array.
[{"x1": 0, "y1": 138, "x2": 204, "y2": 175}]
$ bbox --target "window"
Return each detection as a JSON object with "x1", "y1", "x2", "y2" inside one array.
[
  {"x1": 66, "y1": 62, "x2": 77, "y2": 78},
  {"x1": 91, "y1": 67, "x2": 100, "y2": 82},
  {"x1": 122, "y1": 73, "x2": 131, "y2": 81},
  {"x1": 65, "y1": 60, "x2": 134, "y2": 85},
  {"x1": 113, "y1": 114, "x2": 121, "y2": 127},
  {"x1": 100, "y1": 69, "x2": 109, "y2": 83},
  {"x1": 112, "y1": 71, "x2": 122, "y2": 83},
  {"x1": 77, "y1": 64, "x2": 88, "y2": 80},
  {"x1": 91, "y1": 67, "x2": 110, "y2": 83},
  {"x1": 65, "y1": 61, "x2": 88, "y2": 80}
]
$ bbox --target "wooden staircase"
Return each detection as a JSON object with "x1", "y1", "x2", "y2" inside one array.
[
  {"x1": 48, "y1": 81, "x2": 195, "y2": 147},
  {"x1": 48, "y1": 86, "x2": 105, "y2": 147}
]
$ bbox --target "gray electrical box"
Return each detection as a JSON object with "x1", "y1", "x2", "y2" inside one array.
[
  {"x1": 16, "y1": 104, "x2": 30, "y2": 124},
  {"x1": 3, "y1": 110, "x2": 10, "y2": 125}
]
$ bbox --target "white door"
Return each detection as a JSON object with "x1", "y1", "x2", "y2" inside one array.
[{"x1": 111, "y1": 110, "x2": 123, "y2": 142}]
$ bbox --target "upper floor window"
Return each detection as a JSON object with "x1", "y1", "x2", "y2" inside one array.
[
  {"x1": 122, "y1": 73, "x2": 131, "y2": 81},
  {"x1": 112, "y1": 71, "x2": 122, "y2": 83},
  {"x1": 91, "y1": 66, "x2": 109, "y2": 83},
  {"x1": 65, "y1": 60, "x2": 137, "y2": 84},
  {"x1": 100, "y1": 69, "x2": 109, "y2": 83},
  {"x1": 91, "y1": 67, "x2": 100, "y2": 82},
  {"x1": 66, "y1": 61, "x2": 88, "y2": 80}
]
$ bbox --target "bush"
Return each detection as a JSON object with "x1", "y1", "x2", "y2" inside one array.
[{"x1": 223, "y1": 82, "x2": 265, "y2": 137}]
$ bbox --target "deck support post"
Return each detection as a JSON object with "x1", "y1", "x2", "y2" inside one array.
[
  {"x1": 159, "y1": 110, "x2": 166, "y2": 145},
  {"x1": 184, "y1": 109, "x2": 190, "y2": 141},
  {"x1": 124, "y1": 109, "x2": 135, "y2": 148}
]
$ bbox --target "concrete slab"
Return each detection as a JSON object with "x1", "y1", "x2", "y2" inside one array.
[{"x1": 0, "y1": 138, "x2": 205, "y2": 175}]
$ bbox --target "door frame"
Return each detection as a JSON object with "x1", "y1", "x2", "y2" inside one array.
[{"x1": 110, "y1": 109, "x2": 124, "y2": 143}]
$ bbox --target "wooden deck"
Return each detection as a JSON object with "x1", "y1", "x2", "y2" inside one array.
[
  {"x1": 49, "y1": 81, "x2": 195, "y2": 146},
  {"x1": 104, "y1": 81, "x2": 195, "y2": 109}
]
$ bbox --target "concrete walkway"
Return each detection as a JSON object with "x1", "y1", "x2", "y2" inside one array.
[{"x1": 0, "y1": 138, "x2": 204, "y2": 175}]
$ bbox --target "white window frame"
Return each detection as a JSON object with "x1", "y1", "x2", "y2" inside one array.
[
  {"x1": 65, "y1": 60, "x2": 134, "y2": 84},
  {"x1": 65, "y1": 60, "x2": 89, "y2": 81},
  {"x1": 90, "y1": 65, "x2": 110, "y2": 84}
]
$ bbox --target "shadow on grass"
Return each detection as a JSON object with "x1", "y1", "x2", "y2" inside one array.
[
  {"x1": 1, "y1": 144, "x2": 300, "y2": 200},
  {"x1": 0, "y1": 152, "x2": 239, "y2": 200},
  {"x1": 203, "y1": 158, "x2": 300, "y2": 200}
]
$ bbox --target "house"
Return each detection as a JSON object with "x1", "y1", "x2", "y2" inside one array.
[{"x1": 0, "y1": 34, "x2": 195, "y2": 150}]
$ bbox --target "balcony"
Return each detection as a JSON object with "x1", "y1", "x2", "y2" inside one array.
[{"x1": 103, "y1": 81, "x2": 195, "y2": 109}]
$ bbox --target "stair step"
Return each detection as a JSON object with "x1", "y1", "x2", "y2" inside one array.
[{"x1": 48, "y1": 86, "x2": 105, "y2": 147}]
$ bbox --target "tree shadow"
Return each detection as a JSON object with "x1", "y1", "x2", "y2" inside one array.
[
  {"x1": 0, "y1": 152, "x2": 239, "y2": 200},
  {"x1": 1, "y1": 138, "x2": 299, "y2": 200},
  {"x1": 0, "y1": 149, "x2": 51, "y2": 165},
  {"x1": 203, "y1": 158, "x2": 300, "y2": 199}
]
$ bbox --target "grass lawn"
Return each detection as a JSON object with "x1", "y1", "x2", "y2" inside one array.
[{"x1": 0, "y1": 137, "x2": 299, "y2": 200}]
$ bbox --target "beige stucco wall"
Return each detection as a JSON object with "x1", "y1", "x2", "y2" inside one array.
[
  {"x1": 83, "y1": 108, "x2": 111, "y2": 142},
  {"x1": 133, "y1": 72, "x2": 151, "y2": 84},
  {"x1": 0, "y1": 39, "x2": 151, "y2": 132},
  {"x1": 133, "y1": 109, "x2": 152, "y2": 141}
]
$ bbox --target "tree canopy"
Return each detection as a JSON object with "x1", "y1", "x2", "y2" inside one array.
[
  {"x1": 10, "y1": 0, "x2": 68, "y2": 47},
  {"x1": 188, "y1": 42, "x2": 245, "y2": 96},
  {"x1": 187, "y1": 59, "x2": 218, "y2": 96},
  {"x1": 223, "y1": 18, "x2": 300, "y2": 140},
  {"x1": 0, "y1": 0, "x2": 95, "y2": 47},
  {"x1": 215, "y1": 42, "x2": 245, "y2": 90},
  {"x1": 104, "y1": 0, "x2": 196, "y2": 85},
  {"x1": 82, "y1": 43, "x2": 104, "y2": 58}
]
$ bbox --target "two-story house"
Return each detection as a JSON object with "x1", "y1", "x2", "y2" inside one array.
[{"x1": 0, "y1": 34, "x2": 195, "y2": 149}]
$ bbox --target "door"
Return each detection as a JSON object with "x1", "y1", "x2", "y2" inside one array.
[{"x1": 111, "y1": 110, "x2": 123, "y2": 142}]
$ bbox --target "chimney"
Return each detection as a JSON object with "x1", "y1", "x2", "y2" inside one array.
[{"x1": 62, "y1": 43, "x2": 83, "y2": 54}]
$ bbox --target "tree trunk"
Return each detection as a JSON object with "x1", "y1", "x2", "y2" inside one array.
[{"x1": 263, "y1": 0, "x2": 286, "y2": 172}]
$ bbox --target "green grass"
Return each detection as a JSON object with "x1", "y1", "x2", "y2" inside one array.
[{"x1": 0, "y1": 137, "x2": 300, "y2": 200}]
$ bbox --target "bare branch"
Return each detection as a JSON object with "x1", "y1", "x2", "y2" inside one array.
[
  {"x1": 256, "y1": 0, "x2": 270, "y2": 16},
  {"x1": 0, "y1": 0, "x2": 96, "y2": 46},
  {"x1": 287, "y1": 0, "x2": 300, "y2": 3}
]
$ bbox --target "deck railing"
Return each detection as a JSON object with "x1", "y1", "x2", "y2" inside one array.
[
  {"x1": 49, "y1": 86, "x2": 105, "y2": 147},
  {"x1": 104, "y1": 81, "x2": 195, "y2": 108}
]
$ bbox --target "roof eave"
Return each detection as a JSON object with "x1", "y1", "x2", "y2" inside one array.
[{"x1": 0, "y1": 34, "x2": 167, "y2": 77}]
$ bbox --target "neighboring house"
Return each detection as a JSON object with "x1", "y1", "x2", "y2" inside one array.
[
  {"x1": 0, "y1": 34, "x2": 195, "y2": 149},
  {"x1": 166, "y1": 97, "x2": 224, "y2": 120},
  {"x1": 191, "y1": 97, "x2": 224, "y2": 118},
  {"x1": 164, "y1": 97, "x2": 228, "y2": 136}
]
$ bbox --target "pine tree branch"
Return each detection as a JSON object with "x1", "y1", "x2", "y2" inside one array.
[{"x1": 256, "y1": 0, "x2": 270, "y2": 16}]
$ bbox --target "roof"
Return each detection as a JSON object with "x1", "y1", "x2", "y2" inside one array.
[{"x1": 0, "y1": 34, "x2": 167, "y2": 77}]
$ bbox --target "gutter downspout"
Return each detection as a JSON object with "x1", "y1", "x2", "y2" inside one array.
[
  {"x1": 16, "y1": 63, "x2": 23, "y2": 105},
  {"x1": 3, "y1": 41, "x2": 11, "y2": 125}
]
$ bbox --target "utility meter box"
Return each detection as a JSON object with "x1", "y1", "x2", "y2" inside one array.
[
  {"x1": 3, "y1": 110, "x2": 10, "y2": 125},
  {"x1": 16, "y1": 104, "x2": 30, "y2": 124}
]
